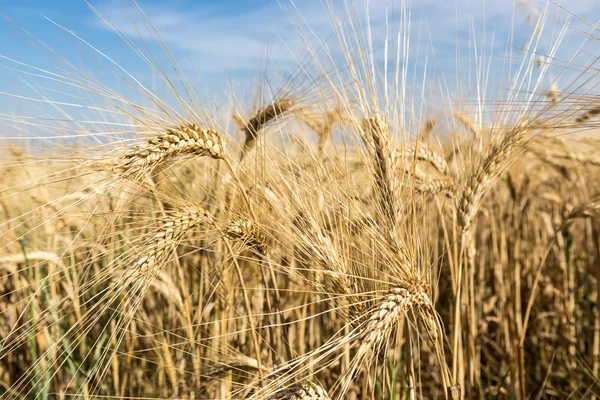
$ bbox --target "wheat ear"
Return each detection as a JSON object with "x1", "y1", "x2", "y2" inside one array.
[
  {"x1": 401, "y1": 146, "x2": 450, "y2": 175},
  {"x1": 240, "y1": 98, "x2": 294, "y2": 159},
  {"x1": 566, "y1": 196, "x2": 600, "y2": 220},
  {"x1": 457, "y1": 124, "x2": 529, "y2": 231},
  {"x1": 224, "y1": 219, "x2": 269, "y2": 256},
  {"x1": 133, "y1": 207, "x2": 213, "y2": 276},
  {"x1": 336, "y1": 285, "x2": 433, "y2": 399},
  {"x1": 270, "y1": 382, "x2": 331, "y2": 400},
  {"x1": 361, "y1": 286, "x2": 431, "y2": 351},
  {"x1": 575, "y1": 104, "x2": 600, "y2": 124},
  {"x1": 416, "y1": 179, "x2": 456, "y2": 198},
  {"x1": 0, "y1": 251, "x2": 66, "y2": 270},
  {"x1": 298, "y1": 105, "x2": 347, "y2": 154},
  {"x1": 117, "y1": 123, "x2": 223, "y2": 177},
  {"x1": 454, "y1": 112, "x2": 480, "y2": 138},
  {"x1": 418, "y1": 117, "x2": 438, "y2": 141},
  {"x1": 361, "y1": 114, "x2": 400, "y2": 227}
]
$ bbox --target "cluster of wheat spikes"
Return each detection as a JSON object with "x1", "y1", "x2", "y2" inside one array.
[{"x1": 1, "y1": 0, "x2": 600, "y2": 398}]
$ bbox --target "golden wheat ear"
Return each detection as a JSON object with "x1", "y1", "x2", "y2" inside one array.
[
  {"x1": 297, "y1": 104, "x2": 350, "y2": 154},
  {"x1": 360, "y1": 114, "x2": 400, "y2": 230},
  {"x1": 454, "y1": 112, "x2": 481, "y2": 138},
  {"x1": 115, "y1": 123, "x2": 224, "y2": 178},
  {"x1": 133, "y1": 206, "x2": 214, "y2": 275},
  {"x1": 224, "y1": 218, "x2": 269, "y2": 256},
  {"x1": 457, "y1": 121, "x2": 530, "y2": 232},
  {"x1": 239, "y1": 98, "x2": 295, "y2": 159}
]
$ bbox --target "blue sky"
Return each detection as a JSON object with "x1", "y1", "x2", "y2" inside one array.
[{"x1": 0, "y1": 0, "x2": 599, "y2": 135}]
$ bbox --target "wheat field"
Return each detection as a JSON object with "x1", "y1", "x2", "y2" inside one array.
[{"x1": 0, "y1": 0, "x2": 599, "y2": 399}]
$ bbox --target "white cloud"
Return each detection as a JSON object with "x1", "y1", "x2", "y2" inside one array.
[
  {"x1": 2, "y1": 0, "x2": 598, "y2": 120},
  {"x1": 76, "y1": 0, "x2": 598, "y2": 118},
  {"x1": 89, "y1": 0, "x2": 598, "y2": 74}
]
